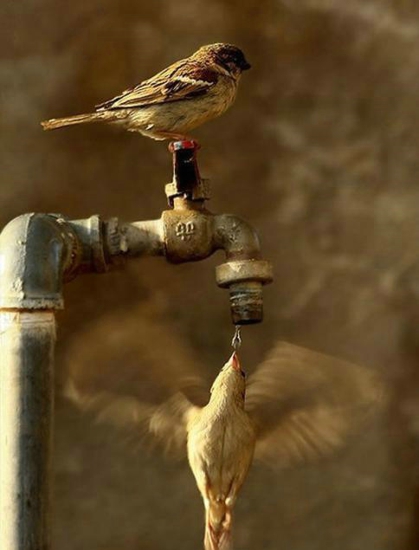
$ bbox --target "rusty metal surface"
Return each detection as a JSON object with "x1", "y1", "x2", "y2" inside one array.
[
  {"x1": 165, "y1": 179, "x2": 211, "y2": 203},
  {"x1": 216, "y1": 261, "x2": 273, "y2": 324},
  {"x1": 104, "y1": 202, "x2": 273, "y2": 324},
  {"x1": 108, "y1": 219, "x2": 165, "y2": 259},
  {"x1": 68, "y1": 216, "x2": 108, "y2": 274},
  {"x1": 103, "y1": 204, "x2": 273, "y2": 324},
  {"x1": 0, "y1": 214, "x2": 78, "y2": 310},
  {"x1": 0, "y1": 214, "x2": 121, "y2": 311},
  {"x1": 161, "y1": 207, "x2": 215, "y2": 263},
  {"x1": 215, "y1": 259, "x2": 273, "y2": 287},
  {"x1": 213, "y1": 214, "x2": 262, "y2": 261},
  {"x1": 165, "y1": 140, "x2": 210, "y2": 204},
  {"x1": 228, "y1": 281, "x2": 264, "y2": 325},
  {"x1": 99, "y1": 142, "x2": 273, "y2": 324}
]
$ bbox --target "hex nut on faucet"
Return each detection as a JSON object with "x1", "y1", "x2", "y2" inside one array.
[{"x1": 216, "y1": 259, "x2": 273, "y2": 324}]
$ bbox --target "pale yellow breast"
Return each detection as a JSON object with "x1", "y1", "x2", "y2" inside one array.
[
  {"x1": 187, "y1": 403, "x2": 255, "y2": 498},
  {"x1": 126, "y1": 74, "x2": 239, "y2": 136}
]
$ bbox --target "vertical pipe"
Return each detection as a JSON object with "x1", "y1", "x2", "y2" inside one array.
[{"x1": 0, "y1": 311, "x2": 56, "y2": 550}]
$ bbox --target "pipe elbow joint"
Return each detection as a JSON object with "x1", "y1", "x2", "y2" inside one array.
[
  {"x1": 0, "y1": 213, "x2": 80, "y2": 310},
  {"x1": 213, "y1": 215, "x2": 273, "y2": 325}
]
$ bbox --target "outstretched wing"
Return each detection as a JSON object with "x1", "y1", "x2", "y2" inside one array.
[
  {"x1": 96, "y1": 60, "x2": 219, "y2": 110},
  {"x1": 66, "y1": 382, "x2": 198, "y2": 455},
  {"x1": 64, "y1": 304, "x2": 209, "y2": 456},
  {"x1": 245, "y1": 341, "x2": 385, "y2": 467}
]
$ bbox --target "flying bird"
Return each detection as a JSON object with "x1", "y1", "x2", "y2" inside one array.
[
  {"x1": 41, "y1": 43, "x2": 251, "y2": 141},
  {"x1": 65, "y1": 314, "x2": 383, "y2": 550}
]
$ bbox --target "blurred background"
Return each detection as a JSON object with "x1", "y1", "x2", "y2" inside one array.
[{"x1": 2, "y1": 0, "x2": 419, "y2": 548}]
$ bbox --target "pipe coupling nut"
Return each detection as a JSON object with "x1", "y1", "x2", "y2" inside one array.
[{"x1": 215, "y1": 259, "x2": 273, "y2": 288}]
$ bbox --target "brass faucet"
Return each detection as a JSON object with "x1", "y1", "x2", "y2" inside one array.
[{"x1": 104, "y1": 140, "x2": 273, "y2": 324}]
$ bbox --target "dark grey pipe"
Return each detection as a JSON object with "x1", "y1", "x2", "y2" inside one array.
[
  {"x1": 0, "y1": 311, "x2": 56, "y2": 550},
  {"x1": 0, "y1": 213, "x2": 79, "y2": 310},
  {"x1": 0, "y1": 214, "x2": 82, "y2": 550},
  {"x1": 115, "y1": 220, "x2": 165, "y2": 258}
]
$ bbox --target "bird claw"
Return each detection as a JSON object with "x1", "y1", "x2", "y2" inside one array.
[{"x1": 168, "y1": 139, "x2": 201, "y2": 152}]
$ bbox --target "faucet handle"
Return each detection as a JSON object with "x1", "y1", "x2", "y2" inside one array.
[{"x1": 165, "y1": 140, "x2": 211, "y2": 205}]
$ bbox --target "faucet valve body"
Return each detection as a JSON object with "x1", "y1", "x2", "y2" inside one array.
[
  {"x1": 162, "y1": 140, "x2": 273, "y2": 325},
  {"x1": 161, "y1": 208, "x2": 214, "y2": 263}
]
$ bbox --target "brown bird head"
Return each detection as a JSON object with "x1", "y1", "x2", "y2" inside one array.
[
  {"x1": 209, "y1": 352, "x2": 247, "y2": 405},
  {"x1": 195, "y1": 43, "x2": 251, "y2": 77}
]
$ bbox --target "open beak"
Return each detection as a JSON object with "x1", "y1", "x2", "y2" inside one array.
[{"x1": 229, "y1": 351, "x2": 241, "y2": 371}]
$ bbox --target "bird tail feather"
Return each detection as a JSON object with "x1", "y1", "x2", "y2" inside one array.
[
  {"x1": 204, "y1": 503, "x2": 232, "y2": 550},
  {"x1": 41, "y1": 112, "x2": 108, "y2": 131}
]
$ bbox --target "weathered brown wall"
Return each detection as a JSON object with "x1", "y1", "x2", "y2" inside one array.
[{"x1": 2, "y1": 0, "x2": 419, "y2": 548}]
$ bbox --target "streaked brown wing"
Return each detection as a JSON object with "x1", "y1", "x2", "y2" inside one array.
[
  {"x1": 96, "y1": 61, "x2": 218, "y2": 110},
  {"x1": 245, "y1": 341, "x2": 385, "y2": 467}
]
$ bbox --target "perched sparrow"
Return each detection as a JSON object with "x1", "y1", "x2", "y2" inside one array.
[
  {"x1": 66, "y1": 324, "x2": 383, "y2": 550},
  {"x1": 41, "y1": 43, "x2": 251, "y2": 141}
]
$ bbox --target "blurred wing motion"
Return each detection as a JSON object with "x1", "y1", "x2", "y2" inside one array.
[
  {"x1": 246, "y1": 341, "x2": 385, "y2": 467},
  {"x1": 64, "y1": 306, "x2": 208, "y2": 456},
  {"x1": 66, "y1": 382, "x2": 198, "y2": 455}
]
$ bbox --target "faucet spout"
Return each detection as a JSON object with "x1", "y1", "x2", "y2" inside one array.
[
  {"x1": 213, "y1": 214, "x2": 273, "y2": 325},
  {"x1": 213, "y1": 213, "x2": 261, "y2": 261}
]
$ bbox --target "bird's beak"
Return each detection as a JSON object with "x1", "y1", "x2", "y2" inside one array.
[
  {"x1": 229, "y1": 351, "x2": 241, "y2": 372},
  {"x1": 241, "y1": 61, "x2": 251, "y2": 71}
]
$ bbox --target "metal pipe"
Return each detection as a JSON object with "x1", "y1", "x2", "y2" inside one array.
[
  {"x1": 103, "y1": 142, "x2": 272, "y2": 325},
  {"x1": 213, "y1": 213, "x2": 262, "y2": 261},
  {"x1": 0, "y1": 311, "x2": 56, "y2": 550},
  {"x1": 112, "y1": 220, "x2": 165, "y2": 258},
  {"x1": 213, "y1": 214, "x2": 272, "y2": 324},
  {"x1": 0, "y1": 214, "x2": 79, "y2": 310},
  {"x1": 103, "y1": 210, "x2": 273, "y2": 324},
  {"x1": 0, "y1": 213, "x2": 88, "y2": 550}
]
